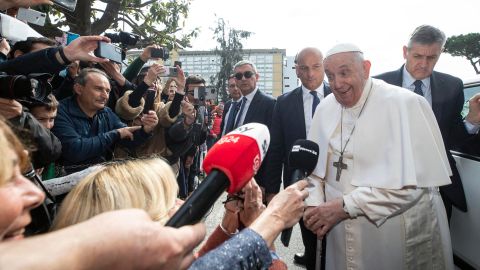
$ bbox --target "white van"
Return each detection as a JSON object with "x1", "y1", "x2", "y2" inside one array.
[{"x1": 450, "y1": 75, "x2": 480, "y2": 269}]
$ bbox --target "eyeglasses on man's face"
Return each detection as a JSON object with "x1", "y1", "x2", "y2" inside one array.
[{"x1": 234, "y1": 71, "x2": 255, "y2": 80}]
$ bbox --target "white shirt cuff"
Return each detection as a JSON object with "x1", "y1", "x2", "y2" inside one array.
[{"x1": 464, "y1": 119, "x2": 480, "y2": 134}]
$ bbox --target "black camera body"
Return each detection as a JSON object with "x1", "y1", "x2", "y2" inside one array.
[
  {"x1": 104, "y1": 31, "x2": 139, "y2": 47},
  {"x1": 0, "y1": 73, "x2": 52, "y2": 105},
  {"x1": 151, "y1": 47, "x2": 170, "y2": 60}
]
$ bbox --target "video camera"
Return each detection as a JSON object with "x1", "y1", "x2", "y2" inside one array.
[
  {"x1": 0, "y1": 73, "x2": 52, "y2": 105},
  {"x1": 104, "y1": 31, "x2": 140, "y2": 47},
  {"x1": 151, "y1": 47, "x2": 169, "y2": 61},
  {"x1": 100, "y1": 31, "x2": 142, "y2": 63}
]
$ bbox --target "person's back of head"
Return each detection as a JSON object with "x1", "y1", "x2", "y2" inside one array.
[
  {"x1": 9, "y1": 37, "x2": 57, "y2": 59},
  {"x1": 52, "y1": 157, "x2": 178, "y2": 230}
]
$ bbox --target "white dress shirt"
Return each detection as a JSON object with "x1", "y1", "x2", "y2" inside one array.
[
  {"x1": 302, "y1": 83, "x2": 324, "y2": 136},
  {"x1": 235, "y1": 87, "x2": 258, "y2": 127}
]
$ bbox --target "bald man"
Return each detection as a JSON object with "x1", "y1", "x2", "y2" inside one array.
[{"x1": 265, "y1": 47, "x2": 331, "y2": 269}]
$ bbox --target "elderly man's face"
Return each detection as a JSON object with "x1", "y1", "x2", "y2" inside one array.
[
  {"x1": 324, "y1": 52, "x2": 371, "y2": 108},
  {"x1": 75, "y1": 73, "x2": 111, "y2": 115},
  {"x1": 403, "y1": 42, "x2": 442, "y2": 80}
]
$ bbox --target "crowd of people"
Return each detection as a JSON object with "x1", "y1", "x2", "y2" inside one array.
[{"x1": 1, "y1": 0, "x2": 480, "y2": 269}]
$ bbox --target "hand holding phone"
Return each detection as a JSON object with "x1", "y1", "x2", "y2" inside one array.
[
  {"x1": 94, "y1": 41, "x2": 122, "y2": 63},
  {"x1": 158, "y1": 67, "x2": 178, "y2": 77},
  {"x1": 150, "y1": 47, "x2": 169, "y2": 60},
  {"x1": 143, "y1": 89, "x2": 156, "y2": 114}
]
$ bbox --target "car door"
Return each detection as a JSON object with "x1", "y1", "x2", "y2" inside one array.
[{"x1": 450, "y1": 76, "x2": 480, "y2": 269}]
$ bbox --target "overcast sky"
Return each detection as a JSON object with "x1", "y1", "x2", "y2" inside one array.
[{"x1": 180, "y1": 0, "x2": 480, "y2": 79}]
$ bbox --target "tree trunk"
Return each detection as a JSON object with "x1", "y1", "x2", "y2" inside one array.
[{"x1": 68, "y1": 0, "x2": 93, "y2": 35}]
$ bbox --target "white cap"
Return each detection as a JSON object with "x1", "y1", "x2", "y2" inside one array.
[{"x1": 325, "y1": 43, "x2": 363, "y2": 58}]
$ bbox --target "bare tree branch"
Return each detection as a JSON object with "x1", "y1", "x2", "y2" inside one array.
[{"x1": 91, "y1": 1, "x2": 122, "y2": 35}]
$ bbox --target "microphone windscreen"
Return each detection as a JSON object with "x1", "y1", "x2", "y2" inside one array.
[
  {"x1": 288, "y1": 139, "x2": 319, "y2": 176},
  {"x1": 203, "y1": 122, "x2": 270, "y2": 194}
]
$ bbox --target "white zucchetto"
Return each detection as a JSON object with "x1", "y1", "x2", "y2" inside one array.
[{"x1": 325, "y1": 43, "x2": 363, "y2": 58}]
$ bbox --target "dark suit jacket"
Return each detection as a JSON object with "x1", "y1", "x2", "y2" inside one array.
[
  {"x1": 240, "y1": 89, "x2": 276, "y2": 191},
  {"x1": 375, "y1": 66, "x2": 469, "y2": 211},
  {"x1": 265, "y1": 84, "x2": 331, "y2": 193},
  {"x1": 220, "y1": 100, "x2": 232, "y2": 135}
]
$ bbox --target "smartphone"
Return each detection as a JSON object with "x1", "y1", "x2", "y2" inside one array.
[
  {"x1": 17, "y1": 8, "x2": 46, "y2": 26},
  {"x1": 94, "y1": 41, "x2": 122, "y2": 63},
  {"x1": 159, "y1": 67, "x2": 178, "y2": 77},
  {"x1": 143, "y1": 89, "x2": 156, "y2": 114},
  {"x1": 151, "y1": 47, "x2": 169, "y2": 60},
  {"x1": 194, "y1": 86, "x2": 206, "y2": 101},
  {"x1": 52, "y1": 0, "x2": 77, "y2": 12},
  {"x1": 174, "y1": 61, "x2": 182, "y2": 68},
  {"x1": 205, "y1": 86, "x2": 217, "y2": 100},
  {"x1": 66, "y1": 32, "x2": 79, "y2": 45}
]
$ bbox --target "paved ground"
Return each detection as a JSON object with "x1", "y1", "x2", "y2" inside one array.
[{"x1": 201, "y1": 193, "x2": 306, "y2": 269}]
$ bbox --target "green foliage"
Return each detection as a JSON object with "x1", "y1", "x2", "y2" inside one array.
[
  {"x1": 444, "y1": 33, "x2": 480, "y2": 74},
  {"x1": 210, "y1": 18, "x2": 252, "y2": 102},
  {"x1": 33, "y1": 0, "x2": 198, "y2": 50}
]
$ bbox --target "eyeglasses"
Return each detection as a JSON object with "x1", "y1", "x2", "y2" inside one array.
[{"x1": 234, "y1": 71, "x2": 255, "y2": 80}]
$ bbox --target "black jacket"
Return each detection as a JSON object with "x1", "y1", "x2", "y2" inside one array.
[{"x1": 9, "y1": 108, "x2": 62, "y2": 168}]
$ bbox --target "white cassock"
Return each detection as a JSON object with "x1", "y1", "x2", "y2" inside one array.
[{"x1": 306, "y1": 78, "x2": 453, "y2": 270}]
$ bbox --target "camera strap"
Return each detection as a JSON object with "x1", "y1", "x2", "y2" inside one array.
[{"x1": 25, "y1": 167, "x2": 56, "y2": 203}]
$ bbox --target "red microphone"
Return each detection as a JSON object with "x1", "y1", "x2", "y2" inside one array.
[{"x1": 166, "y1": 123, "x2": 270, "y2": 227}]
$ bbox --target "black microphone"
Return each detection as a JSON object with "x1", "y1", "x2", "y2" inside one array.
[{"x1": 280, "y1": 139, "x2": 319, "y2": 247}]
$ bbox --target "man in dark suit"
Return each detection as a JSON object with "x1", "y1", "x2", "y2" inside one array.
[
  {"x1": 232, "y1": 59, "x2": 276, "y2": 193},
  {"x1": 265, "y1": 47, "x2": 331, "y2": 269},
  {"x1": 375, "y1": 25, "x2": 480, "y2": 220},
  {"x1": 220, "y1": 75, "x2": 243, "y2": 136}
]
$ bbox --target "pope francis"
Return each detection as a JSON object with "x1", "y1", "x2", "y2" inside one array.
[{"x1": 303, "y1": 43, "x2": 453, "y2": 270}]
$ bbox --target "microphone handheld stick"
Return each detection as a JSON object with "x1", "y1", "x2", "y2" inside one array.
[
  {"x1": 280, "y1": 139, "x2": 319, "y2": 247},
  {"x1": 166, "y1": 123, "x2": 270, "y2": 228},
  {"x1": 166, "y1": 170, "x2": 229, "y2": 227}
]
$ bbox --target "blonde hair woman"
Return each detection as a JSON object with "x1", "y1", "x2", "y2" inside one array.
[
  {"x1": 52, "y1": 158, "x2": 179, "y2": 230},
  {"x1": 0, "y1": 119, "x2": 44, "y2": 241}
]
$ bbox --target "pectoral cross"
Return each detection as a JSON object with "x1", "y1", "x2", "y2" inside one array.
[{"x1": 333, "y1": 155, "x2": 347, "y2": 181}]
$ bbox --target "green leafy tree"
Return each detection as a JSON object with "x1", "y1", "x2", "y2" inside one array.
[
  {"x1": 210, "y1": 18, "x2": 252, "y2": 102},
  {"x1": 32, "y1": 0, "x2": 198, "y2": 49},
  {"x1": 444, "y1": 33, "x2": 480, "y2": 74}
]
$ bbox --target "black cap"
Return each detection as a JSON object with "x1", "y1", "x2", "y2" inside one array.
[{"x1": 288, "y1": 139, "x2": 319, "y2": 176}]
